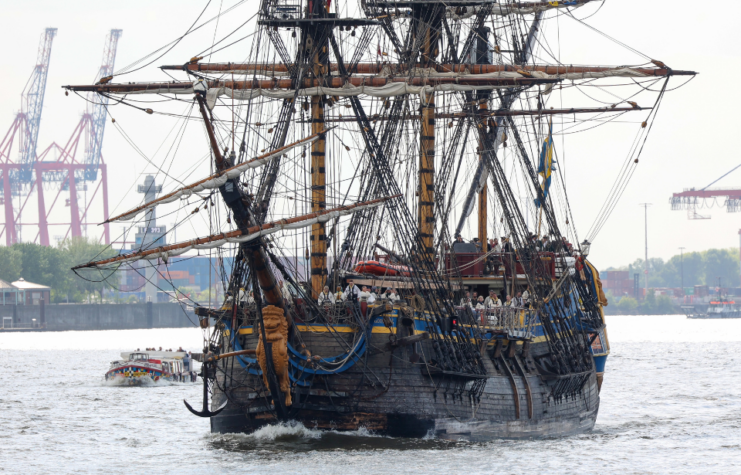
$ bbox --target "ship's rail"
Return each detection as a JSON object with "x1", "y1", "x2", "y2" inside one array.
[
  {"x1": 459, "y1": 306, "x2": 536, "y2": 339},
  {"x1": 443, "y1": 251, "x2": 563, "y2": 279}
]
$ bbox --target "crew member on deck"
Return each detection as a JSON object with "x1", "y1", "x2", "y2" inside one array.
[
  {"x1": 222, "y1": 291, "x2": 234, "y2": 310},
  {"x1": 360, "y1": 286, "x2": 376, "y2": 304},
  {"x1": 318, "y1": 286, "x2": 335, "y2": 305},
  {"x1": 335, "y1": 285, "x2": 344, "y2": 301},
  {"x1": 503, "y1": 237, "x2": 514, "y2": 253},
  {"x1": 460, "y1": 291, "x2": 472, "y2": 307},
  {"x1": 389, "y1": 288, "x2": 400, "y2": 302},
  {"x1": 484, "y1": 290, "x2": 501, "y2": 309},
  {"x1": 489, "y1": 238, "x2": 501, "y2": 252},
  {"x1": 241, "y1": 289, "x2": 255, "y2": 306},
  {"x1": 343, "y1": 279, "x2": 361, "y2": 302}
]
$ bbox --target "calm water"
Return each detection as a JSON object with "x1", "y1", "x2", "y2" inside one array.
[{"x1": 1, "y1": 316, "x2": 740, "y2": 474}]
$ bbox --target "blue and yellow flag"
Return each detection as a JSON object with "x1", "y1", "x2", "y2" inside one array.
[{"x1": 534, "y1": 121, "x2": 555, "y2": 208}]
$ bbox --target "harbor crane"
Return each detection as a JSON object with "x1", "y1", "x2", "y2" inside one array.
[
  {"x1": 670, "y1": 164, "x2": 741, "y2": 220},
  {"x1": 0, "y1": 28, "x2": 57, "y2": 245},
  {"x1": 0, "y1": 29, "x2": 120, "y2": 246}
]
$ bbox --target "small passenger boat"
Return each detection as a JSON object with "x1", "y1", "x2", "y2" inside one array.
[
  {"x1": 105, "y1": 351, "x2": 197, "y2": 385},
  {"x1": 683, "y1": 300, "x2": 741, "y2": 319}
]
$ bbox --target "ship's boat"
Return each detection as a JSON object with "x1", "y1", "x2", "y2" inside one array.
[
  {"x1": 68, "y1": 0, "x2": 694, "y2": 439},
  {"x1": 353, "y1": 260, "x2": 411, "y2": 277},
  {"x1": 106, "y1": 351, "x2": 197, "y2": 385}
]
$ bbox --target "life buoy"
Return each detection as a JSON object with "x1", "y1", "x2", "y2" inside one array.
[{"x1": 353, "y1": 260, "x2": 411, "y2": 277}]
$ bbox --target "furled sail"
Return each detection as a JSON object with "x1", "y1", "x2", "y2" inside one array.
[
  {"x1": 66, "y1": 63, "x2": 694, "y2": 109},
  {"x1": 162, "y1": 62, "x2": 684, "y2": 79},
  {"x1": 76, "y1": 196, "x2": 397, "y2": 270},
  {"x1": 105, "y1": 132, "x2": 325, "y2": 224},
  {"x1": 64, "y1": 76, "x2": 561, "y2": 110}
]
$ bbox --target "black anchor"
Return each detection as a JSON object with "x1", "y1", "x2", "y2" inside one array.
[{"x1": 183, "y1": 362, "x2": 227, "y2": 417}]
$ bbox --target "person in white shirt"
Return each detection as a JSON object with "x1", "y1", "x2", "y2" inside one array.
[
  {"x1": 343, "y1": 280, "x2": 361, "y2": 302},
  {"x1": 240, "y1": 289, "x2": 255, "y2": 306},
  {"x1": 514, "y1": 292, "x2": 524, "y2": 308},
  {"x1": 335, "y1": 285, "x2": 344, "y2": 302},
  {"x1": 459, "y1": 291, "x2": 472, "y2": 307},
  {"x1": 359, "y1": 286, "x2": 376, "y2": 304},
  {"x1": 370, "y1": 286, "x2": 379, "y2": 301},
  {"x1": 318, "y1": 286, "x2": 335, "y2": 305},
  {"x1": 484, "y1": 290, "x2": 502, "y2": 309},
  {"x1": 389, "y1": 288, "x2": 400, "y2": 302},
  {"x1": 475, "y1": 296, "x2": 486, "y2": 310},
  {"x1": 382, "y1": 288, "x2": 394, "y2": 301},
  {"x1": 522, "y1": 287, "x2": 531, "y2": 306},
  {"x1": 222, "y1": 291, "x2": 234, "y2": 309},
  {"x1": 488, "y1": 238, "x2": 501, "y2": 253}
]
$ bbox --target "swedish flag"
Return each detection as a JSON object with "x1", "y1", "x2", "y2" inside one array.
[{"x1": 534, "y1": 122, "x2": 555, "y2": 208}]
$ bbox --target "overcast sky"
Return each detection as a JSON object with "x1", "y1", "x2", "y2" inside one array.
[{"x1": 1, "y1": 0, "x2": 739, "y2": 271}]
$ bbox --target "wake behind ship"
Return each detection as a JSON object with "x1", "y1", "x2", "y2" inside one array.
[{"x1": 67, "y1": 0, "x2": 694, "y2": 439}]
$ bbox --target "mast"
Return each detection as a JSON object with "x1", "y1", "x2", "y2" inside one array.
[
  {"x1": 194, "y1": 91, "x2": 285, "y2": 309},
  {"x1": 309, "y1": 0, "x2": 329, "y2": 297},
  {"x1": 417, "y1": 5, "x2": 444, "y2": 256},
  {"x1": 476, "y1": 26, "x2": 491, "y2": 246},
  {"x1": 456, "y1": 11, "x2": 543, "y2": 238}
]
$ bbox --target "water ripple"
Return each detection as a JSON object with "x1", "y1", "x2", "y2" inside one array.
[{"x1": 0, "y1": 316, "x2": 740, "y2": 474}]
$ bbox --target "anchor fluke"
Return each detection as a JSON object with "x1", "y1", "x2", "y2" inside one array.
[
  {"x1": 183, "y1": 398, "x2": 227, "y2": 418},
  {"x1": 183, "y1": 362, "x2": 226, "y2": 418}
]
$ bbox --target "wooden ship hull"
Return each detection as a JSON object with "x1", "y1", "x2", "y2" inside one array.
[{"x1": 208, "y1": 297, "x2": 605, "y2": 439}]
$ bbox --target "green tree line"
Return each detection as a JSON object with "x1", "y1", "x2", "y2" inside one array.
[
  {"x1": 0, "y1": 238, "x2": 118, "y2": 303},
  {"x1": 605, "y1": 290, "x2": 676, "y2": 315},
  {"x1": 604, "y1": 247, "x2": 740, "y2": 289}
]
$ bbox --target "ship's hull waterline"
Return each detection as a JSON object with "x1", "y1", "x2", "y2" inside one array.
[{"x1": 209, "y1": 319, "x2": 601, "y2": 440}]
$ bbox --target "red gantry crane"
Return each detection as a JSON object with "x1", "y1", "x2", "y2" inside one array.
[
  {"x1": 671, "y1": 164, "x2": 741, "y2": 285},
  {"x1": 0, "y1": 28, "x2": 57, "y2": 245},
  {"x1": 670, "y1": 164, "x2": 741, "y2": 220},
  {"x1": 34, "y1": 29, "x2": 122, "y2": 245},
  {"x1": 0, "y1": 29, "x2": 121, "y2": 246}
]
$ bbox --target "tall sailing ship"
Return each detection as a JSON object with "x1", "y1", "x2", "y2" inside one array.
[{"x1": 68, "y1": 0, "x2": 695, "y2": 439}]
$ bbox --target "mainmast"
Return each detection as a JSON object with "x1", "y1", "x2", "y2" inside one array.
[
  {"x1": 308, "y1": 0, "x2": 329, "y2": 298},
  {"x1": 416, "y1": 5, "x2": 444, "y2": 256},
  {"x1": 459, "y1": 11, "x2": 544, "y2": 238},
  {"x1": 475, "y1": 26, "x2": 491, "y2": 246}
]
